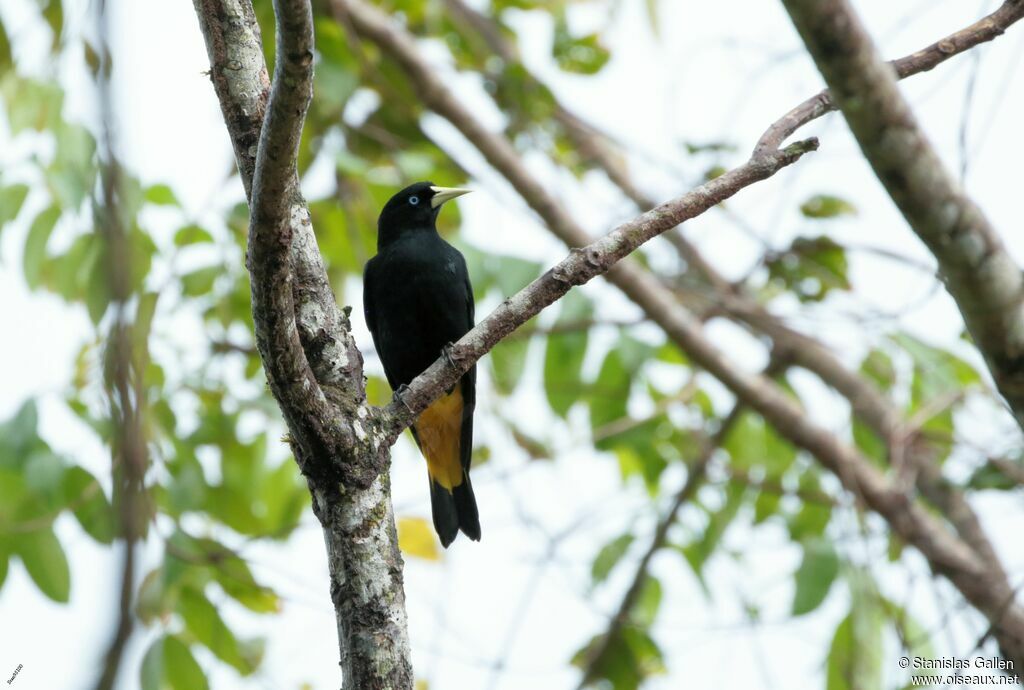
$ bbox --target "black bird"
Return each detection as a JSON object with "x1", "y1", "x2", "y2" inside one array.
[{"x1": 363, "y1": 181, "x2": 480, "y2": 548}]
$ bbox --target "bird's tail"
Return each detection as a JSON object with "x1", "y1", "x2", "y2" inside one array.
[
  {"x1": 413, "y1": 386, "x2": 480, "y2": 547},
  {"x1": 430, "y1": 473, "x2": 480, "y2": 548}
]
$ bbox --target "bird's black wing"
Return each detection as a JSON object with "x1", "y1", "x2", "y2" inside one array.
[
  {"x1": 459, "y1": 267, "x2": 476, "y2": 473},
  {"x1": 363, "y1": 255, "x2": 394, "y2": 387}
]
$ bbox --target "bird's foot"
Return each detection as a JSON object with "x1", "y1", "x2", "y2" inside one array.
[
  {"x1": 392, "y1": 384, "x2": 415, "y2": 413},
  {"x1": 442, "y1": 342, "x2": 459, "y2": 369}
]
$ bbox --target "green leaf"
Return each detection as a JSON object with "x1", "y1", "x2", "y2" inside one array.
[
  {"x1": 753, "y1": 490, "x2": 780, "y2": 524},
  {"x1": 571, "y1": 627, "x2": 665, "y2": 690},
  {"x1": 0, "y1": 399, "x2": 39, "y2": 455},
  {"x1": 83, "y1": 40, "x2": 102, "y2": 76},
  {"x1": 48, "y1": 123, "x2": 96, "y2": 209},
  {"x1": 164, "y1": 636, "x2": 208, "y2": 690},
  {"x1": 0, "y1": 184, "x2": 30, "y2": 231},
  {"x1": 683, "y1": 482, "x2": 746, "y2": 577},
  {"x1": 493, "y1": 254, "x2": 541, "y2": 298},
  {"x1": 860, "y1": 349, "x2": 895, "y2": 392},
  {"x1": 893, "y1": 332, "x2": 980, "y2": 400},
  {"x1": 141, "y1": 635, "x2": 209, "y2": 690},
  {"x1": 62, "y1": 466, "x2": 115, "y2": 543},
  {"x1": 260, "y1": 459, "x2": 307, "y2": 537},
  {"x1": 24, "y1": 450, "x2": 66, "y2": 506},
  {"x1": 632, "y1": 575, "x2": 662, "y2": 627},
  {"x1": 178, "y1": 586, "x2": 250, "y2": 674},
  {"x1": 589, "y1": 349, "x2": 630, "y2": 433},
  {"x1": 968, "y1": 460, "x2": 1023, "y2": 491},
  {"x1": 0, "y1": 16, "x2": 11, "y2": 71},
  {"x1": 787, "y1": 477, "x2": 832, "y2": 540},
  {"x1": 591, "y1": 533, "x2": 633, "y2": 587},
  {"x1": 490, "y1": 335, "x2": 529, "y2": 395},
  {"x1": 14, "y1": 528, "x2": 70, "y2": 602},
  {"x1": 135, "y1": 292, "x2": 159, "y2": 353},
  {"x1": 144, "y1": 184, "x2": 180, "y2": 207},
  {"x1": 703, "y1": 165, "x2": 727, "y2": 181},
  {"x1": 129, "y1": 227, "x2": 157, "y2": 293},
  {"x1": 852, "y1": 349, "x2": 896, "y2": 464},
  {"x1": 510, "y1": 425, "x2": 549, "y2": 460},
  {"x1": 174, "y1": 224, "x2": 214, "y2": 246},
  {"x1": 41, "y1": 0, "x2": 64, "y2": 47},
  {"x1": 1, "y1": 76, "x2": 63, "y2": 133},
  {"x1": 23, "y1": 205, "x2": 61, "y2": 289},
  {"x1": 136, "y1": 568, "x2": 166, "y2": 624},
  {"x1": 684, "y1": 141, "x2": 737, "y2": 155},
  {"x1": 792, "y1": 539, "x2": 840, "y2": 615},
  {"x1": 723, "y1": 411, "x2": 797, "y2": 476},
  {"x1": 826, "y1": 598, "x2": 883, "y2": 690},
  {"x1": 544, "y1": 291, "x2": 592, "y2": 417},
  {"x1": 800, "y1": 194, "x2": 857, "y2": 219},
  {"x1": 552, "y1": 17, "x2": 610, "y2": 75},
  {"x1": 140, "y1": 636, "x2": 163, "y2": 690},
  {"x1": 622, "y1": 627, "x2": 666, "y2": 677},
  {"x1": 85, "y1": 247, "x2": 111, "y2": 324},
  {"x1": 882, "y1": 599, "x2": 935, "y2": 665},
  {"x1": 213, "y1": 555, "x2": 281, "y2": 614},
  {"x1": 852, "y1": 416, "x2": 887, "y2": 466},
  {"x1": 181, "y1": 266, "x2": 221, "y2": 296},
  {"x1": 767, "y1": 236, "x2": 850, "y2": 302}
]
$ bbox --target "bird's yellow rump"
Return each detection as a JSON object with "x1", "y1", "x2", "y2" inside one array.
[{"x1": 413, "y1": 387, "x2": 465, "y2": 490}]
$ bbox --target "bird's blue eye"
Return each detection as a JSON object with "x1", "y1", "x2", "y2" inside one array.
[{"x1": 409, "y1": 195, "x2": 420, "y2": 206}]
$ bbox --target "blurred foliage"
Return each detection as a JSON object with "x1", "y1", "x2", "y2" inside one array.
[
  {"x1": 0, "y1": 1, "x2": 1015, "y2": 689},
  {"x1": 766, "y1": 235, "x2": 850, "y2": 303}
]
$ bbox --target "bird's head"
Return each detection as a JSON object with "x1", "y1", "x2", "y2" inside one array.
[{"x1": 376, "y1": 181, "x2": 471, "y2": 247}]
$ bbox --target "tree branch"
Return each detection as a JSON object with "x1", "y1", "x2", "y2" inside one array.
[
  {"x1": 334, "y1": 0, "x2": 1024, "y2": 670},
  {"x1": 193, "y1": 2, "x2": 413, "y2": 687},
  {"x1": 437, "y1": 3, "x2": 1024, "y2": 562},
  {"x1": 378, "y1": 139, "x2": 818, "y2": 437},
  {"x1": 244, "y1": 0, "x2": 342, "y2": 478},
  {"x1": 440, "y1": 0, "x2": 726, "y2": 286},
  {"x1": 441, "y1": 0, "x2": 1017, "y2": 636},
  {"x1": 194, "y1": 0, "x2": 363, "y2": 398},
  {"x1": 781, "y1": 0, "x2": 1024, "y2": 435},
  {"x1": 723, "y1": 296, "x2": 1008, "y2": 574},
  {"x1": 757, "y1": 0, "x2": 1024, "y2": 154}
]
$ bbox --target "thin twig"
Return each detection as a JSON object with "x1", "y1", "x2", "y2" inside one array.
[{"x1": 755, "y1": 0, "x2": 1024, "y2": 153}]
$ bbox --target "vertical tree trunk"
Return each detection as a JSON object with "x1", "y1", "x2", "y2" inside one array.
[
  {"x1": 192, "y1": 1, "x2": 414, "y2": 687},
  {"x1": 314, "y1": 474, "x2": 413, "y2": 687}
]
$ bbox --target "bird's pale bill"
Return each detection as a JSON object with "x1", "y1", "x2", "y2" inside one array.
[{"x1": 430, "y1": 186, "x2": 472, "y2": 208}]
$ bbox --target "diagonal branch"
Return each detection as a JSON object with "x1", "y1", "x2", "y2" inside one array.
[
  {"x1": 781, "y1": 0, "x2": 1024, "y2": 434},
  {"x1": 757, "y1": 0, "x2": 1024, "y2": 154},
  {"x1": 378, "y1": 140, "x2": 818, "y2": 436},
  {"x1": 335, "y1": 0, "x2": 1024, "y2": 671},
  {"x1": 725, "y1": 297, "x2": 1009, "y2": 577},
  {"x1": 443, "y1": 0, "x2": 1014, "y2": 600}
]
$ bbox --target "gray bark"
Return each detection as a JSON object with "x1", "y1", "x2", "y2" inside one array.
[{"x1": 192, "y1": 2, "x2": 413, "y2": 688}]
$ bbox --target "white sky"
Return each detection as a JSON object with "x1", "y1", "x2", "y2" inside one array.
[{"x1": 1, "y1": 0, "x2": 1023, "y2": 689}]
